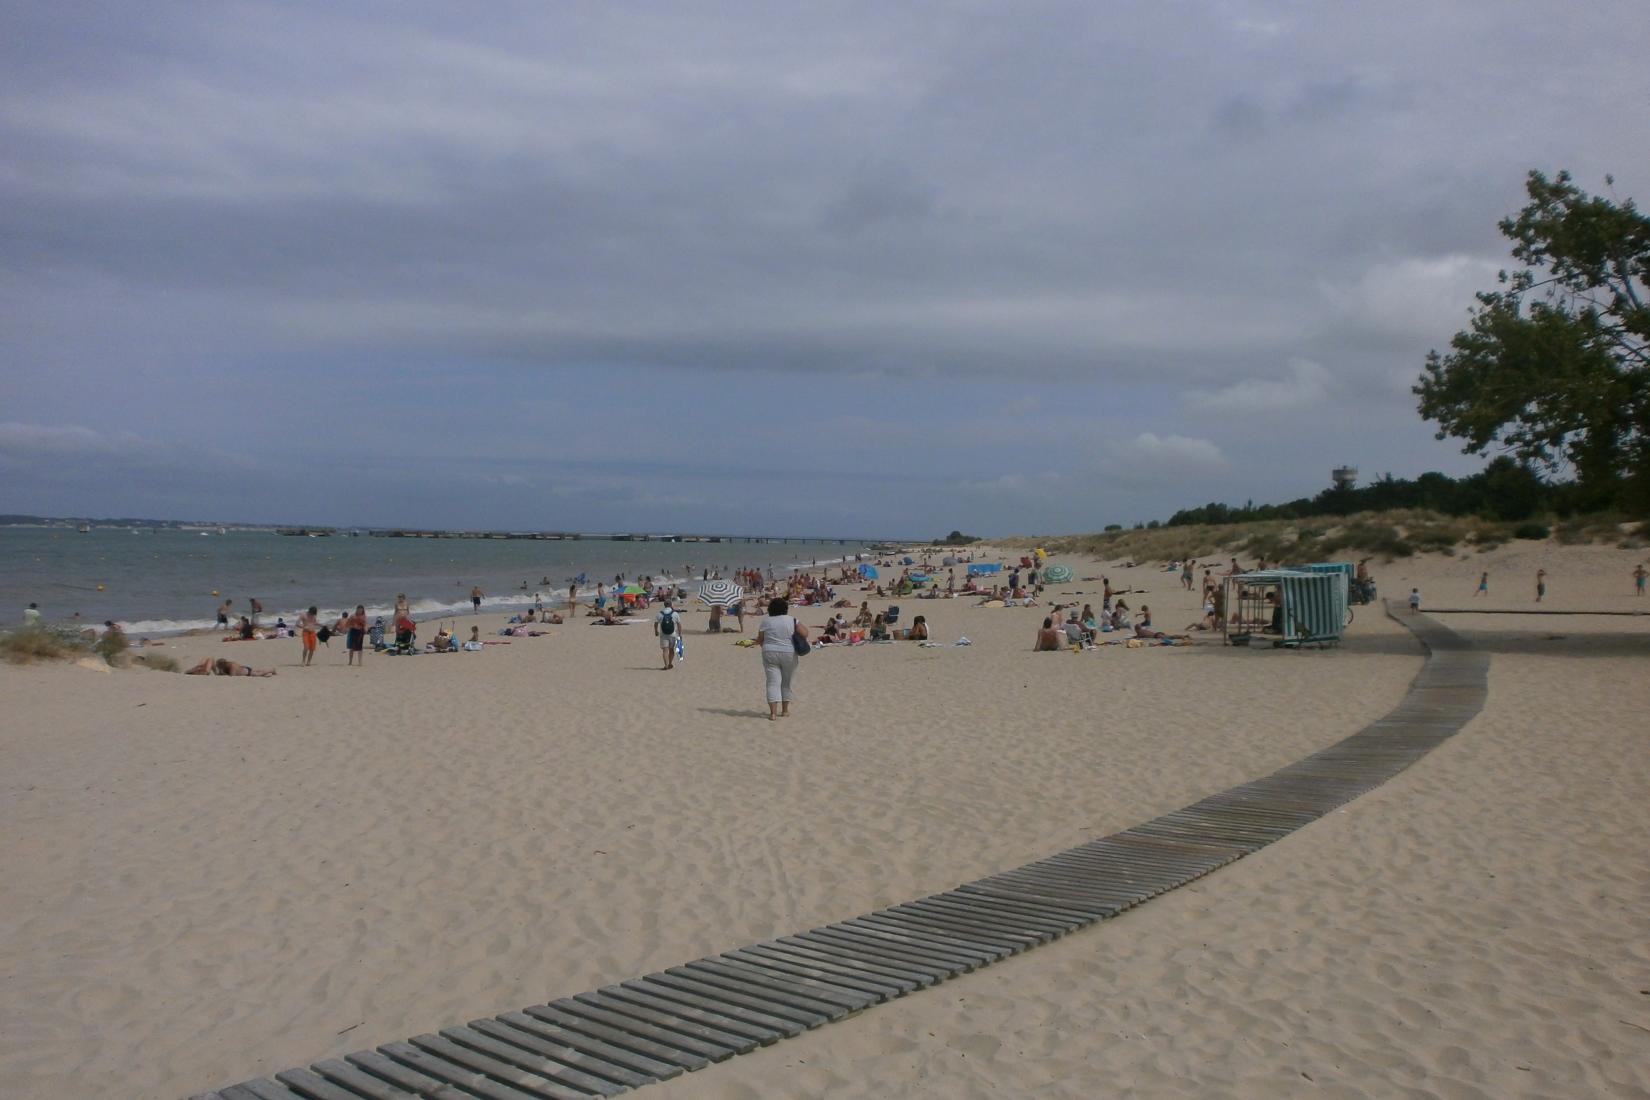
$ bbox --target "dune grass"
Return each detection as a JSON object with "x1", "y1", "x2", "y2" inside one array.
[
  {"x1": 1, "y1": 626, "x2": 95, "y2": 665},
  {"x1": 1031, "y1": 509, "x2": 1624, "y2": 566}
]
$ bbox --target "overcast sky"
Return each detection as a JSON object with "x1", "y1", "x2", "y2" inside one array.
[{"x1": 2, "y1": 2, "x2": 1645, "y2": 536}]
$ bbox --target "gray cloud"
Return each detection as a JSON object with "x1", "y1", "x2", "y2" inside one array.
[{"x1": 2, "y1": 1, "x2": 1646, "y2": 533}]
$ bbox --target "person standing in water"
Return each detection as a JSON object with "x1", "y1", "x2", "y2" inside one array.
[{"x1": 470, "y1": 585, "x2": 484, "y2": 613}]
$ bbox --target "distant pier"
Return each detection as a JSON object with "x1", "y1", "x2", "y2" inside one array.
[{"x1": 357, "y1": 530, "x2": 899, "y2": 545}]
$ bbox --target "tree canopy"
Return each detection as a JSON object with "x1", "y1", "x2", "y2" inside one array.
[{"x1": 1416, "y1": 170, "x2": 1650, "y2": 512}]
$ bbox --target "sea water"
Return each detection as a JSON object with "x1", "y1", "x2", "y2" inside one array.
[{"x1": 0, "y1": 528, "x2": 872, "y2": 636}]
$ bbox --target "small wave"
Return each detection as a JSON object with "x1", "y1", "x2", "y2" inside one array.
[{"x1": 123, "y1": 617, "x2": 221, "y2": 637}]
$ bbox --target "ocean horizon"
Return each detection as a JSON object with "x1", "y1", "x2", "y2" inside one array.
[{"x1": 1, "y1": 527, "x2": 879, "y2": 636}]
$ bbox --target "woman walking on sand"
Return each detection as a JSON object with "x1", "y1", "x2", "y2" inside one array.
[
  {"x1": 1474, "y1": 571, "x2": 1488, "y2": 598},
  {"x1": 757, "y1": 597, "x2": 808, "y2": 721}
]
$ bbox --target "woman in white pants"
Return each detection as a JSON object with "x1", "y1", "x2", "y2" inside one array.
[{"x1": 757, "y1": 597, "x2": 808, "y2": 720}]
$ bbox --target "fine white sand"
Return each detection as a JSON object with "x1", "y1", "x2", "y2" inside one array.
[{"x1": 2, "y1": 541, "x2": 1647, "y2": 1098}]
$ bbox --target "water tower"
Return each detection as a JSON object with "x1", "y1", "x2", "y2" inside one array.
[{"x1": 1331, "y1": 465, "x2": 1358, "y2": 489}]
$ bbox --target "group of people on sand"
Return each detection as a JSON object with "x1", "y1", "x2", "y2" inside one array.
[{"x1": 1033, "y1": 600, "x2": 1189, "y2": 650}]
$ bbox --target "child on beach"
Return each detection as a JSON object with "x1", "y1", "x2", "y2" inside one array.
[
  {"x1": 1636, "y1": 564, "x2": 1647, "y2": 596},
  {"x1": 1409, "y1": 588, "x2": 1421, "y2": 611},
  {"x1": 344, "y1": 605, "x2": 367, "y2": 666},
  {"x1": 299, "y1": 606, "x2": 318, "y2": 666},
  {"x1": 1474, "y1": 572, "x2": 1488, "y2": 597},
  {"x1": 1535, "y1": 569, "x2": 1546, "y2": 602}
]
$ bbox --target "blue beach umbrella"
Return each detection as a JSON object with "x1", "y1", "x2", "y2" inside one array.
[{"x1": 859, "y1": 564, "x2": 880, "y2": 579}]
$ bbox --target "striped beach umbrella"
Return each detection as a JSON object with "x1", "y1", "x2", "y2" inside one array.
[
  {"x1": 1042, "y1": 564, "x2": 1074, "y2": 583},
  {"x1": 696, "y1": 579, "x2": 744, "y2": 607}
]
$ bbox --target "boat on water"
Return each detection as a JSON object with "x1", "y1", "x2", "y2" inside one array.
[{"x1": 77, "y1": 524, "x2": 90, "y2": 533}]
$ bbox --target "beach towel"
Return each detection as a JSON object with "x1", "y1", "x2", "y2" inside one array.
[{"x1": 954, "y1": 637, "x2": 972, "y2": 646}]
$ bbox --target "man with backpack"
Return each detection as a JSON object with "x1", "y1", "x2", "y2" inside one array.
[{"x1": 654, "y1": 598, "x2": 681, "y2": 670}]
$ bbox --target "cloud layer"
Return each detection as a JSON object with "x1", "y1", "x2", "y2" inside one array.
[{"x1": 3, "y1": 2, "x2": 1646, "y2": 533}]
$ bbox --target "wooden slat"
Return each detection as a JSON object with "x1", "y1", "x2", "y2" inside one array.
[
  {"x1": 722, "y1": 948, "x2": 907, "y2": 999},
  {"x1": 549, "y1": 997, "x2": 735, "y2": 1063},
  {"x1": 595, "y1": 984, "x2": 787, "y2": 1046},
  {"x1": 223, "y1": 1085, "x2": 301, "y2": 1100},
  {"x1": 343, "y1": 1050, "x2": 478, "y2": 1099},
  {"x1": 617, "y1": 978, "x2": 808, "y2": 1039},
  {"x1": 270, "y1": 1068, "x2": 374, "y2": 1100},
  {"x1": 439, "y1": 1024, "x2": 630, "y2": 1096},
  {"x1": 500, "y1": 1009, "x2": 684, "y2": 1080},
  {"x1": 794, "y1": 930, "x2": 976, "y2": 976},
  {"x1": 469, "y1": 1017, "x2": 658, "y2": 1090},
  {"x1": 405, "y1": 1034, "x2": 589, "y2": 1100},
  {"x1": 685, "y1": 958, "x2": 878, "y2": 1012},
  {"x1": 636, "y1": 971, "x2": 831, "y2": 1030},
  {"x1": 572, "y1": 990, "x2": 759, "y2": 1056},
  {"x1": 310, "y1": 1058, "x2": 435, "y2": 1100},
  {"x1": 378, "y1": 1041, "x2": 548, "y2": 1100}
]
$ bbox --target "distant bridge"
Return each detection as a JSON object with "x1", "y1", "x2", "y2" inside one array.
[{"x1": 359, "y1": 530, "x2": 913, "y2": 546}]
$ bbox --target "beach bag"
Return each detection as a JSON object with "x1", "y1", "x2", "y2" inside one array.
[{"x1": 792, "y1": 619, "x2": 811, "y2": 656}]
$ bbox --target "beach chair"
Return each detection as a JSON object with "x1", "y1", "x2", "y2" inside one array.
[{"x1": 884, "y1": 605, "x2": 901, "y2": 626}]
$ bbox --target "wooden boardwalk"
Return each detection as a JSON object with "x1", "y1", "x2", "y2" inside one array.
[{"x1": 190, "y1": 602, "x2": 1487, "y2": 1100}]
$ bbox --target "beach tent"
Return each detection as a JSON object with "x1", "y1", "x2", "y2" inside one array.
[
  {"x1": 858, "y1": 564, "x2": 880, "y2": 579},
  {"x1": 910, "y1": 573, "x2": 930, "y2": 583},
  {"x1": 1297, "y1": 562, "x2": 1353, "y2": 601},
  {"x1": 1222, "y1": 570, "x2": 1346, "y2": 647},
  {"x1": 967, "y1": 562, "x2": 1002, "y2": 576},
  {"x1": 941, "y1": 555, "x2": 959, "y2": 566},
  {"x1": 902, "y1": 556, "x2": 915, "y2": 565},
  {"x1": 1042, "y1": 564, "x2": 1073, "y2": 583}
]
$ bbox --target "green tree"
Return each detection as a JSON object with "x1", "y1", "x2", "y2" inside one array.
[{"x1": 1416, "y1": 170, "x2": 1650, "y2": 511}]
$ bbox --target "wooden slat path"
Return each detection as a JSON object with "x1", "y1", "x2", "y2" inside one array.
[
  {"x1": 1416, "y1": 607, "x2": 1647, "y2": 616},
  {"x1": 189, "y1": 601, "x2": 1485, "y2": 1099}
]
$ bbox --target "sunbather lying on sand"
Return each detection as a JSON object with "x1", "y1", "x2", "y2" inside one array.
[
  {"x1": 1134, "y1": 605, "x2": 1192, "y2": 642},
  {"x1": 186, "y1": 657, "x2": 276, "y2": 677}
]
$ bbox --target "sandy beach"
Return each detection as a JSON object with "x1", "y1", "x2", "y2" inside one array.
[{"x1": 3, "y1": 542, "x2": 1648, "y2": 1099}]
